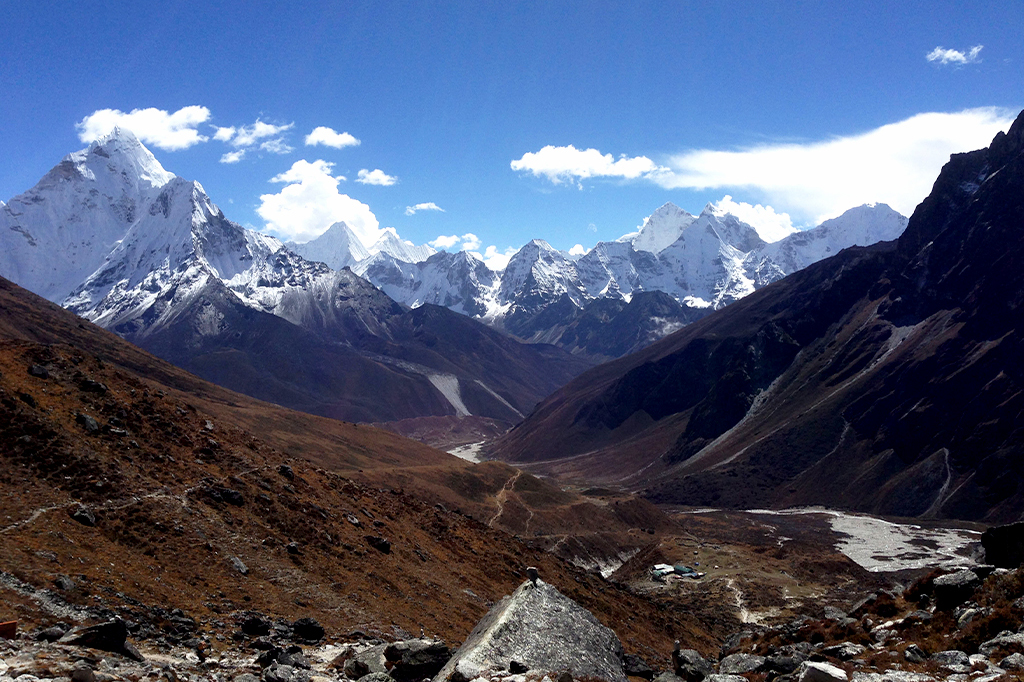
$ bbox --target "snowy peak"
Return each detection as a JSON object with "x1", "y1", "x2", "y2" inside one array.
[
  {"x1": 498, "y1": 239, "x2": 586, "y2": 307},
  {"x1": 369, "y1": 228, "x2": 436, "y2": 263},
  {"x1": 624, "y1": 202, "x2": 697, "y2": 254},
  {"x1": 287, "y1": 221, "x2": 370, "y2": 270},
  {"x1": 760, "y1": 203, "x2": 909, "y2": 273},
  {"x1": 69, "y1": 127, "x2": 175, "y2": 192}
]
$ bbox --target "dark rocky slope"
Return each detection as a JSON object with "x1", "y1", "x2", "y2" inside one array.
[{"x1": 492, "y1": 110, "x2": 1024, "y2": 522}]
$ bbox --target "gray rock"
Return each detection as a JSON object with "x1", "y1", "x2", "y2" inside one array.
[
  {"x1": 230, "y1": 556, "x2": 249, "y2": 575},
  {"x1": 979, "y1": 631, "x2": 1024, "y2": 657},
  {"x1": 384, "y1": 638, "x2": 452, "y2": 680},
  {"x1": 704, "y1": 676, "x2": 746, "y2": 682},
  {"x1": 58, "y1": 619, "x2": 144, "y2": 662},
  {"x1": 70, "y1": 663, "x2": 95, "y2": 682},
  {"x1": 75, "y1": 412, "x2": 100, "y2": 432},
  {"x1": 903, "y1": 644, "x2": 926, "y2": 664},
  {"x1": 653, "y1": 673, "x2": 685, "y2": 682},
  {"x1": 345, "y1": 643, "x2": 388, "y2": 679},
  {"x1": 263, "y1": 662, "x2": 311, "y2": 682},
  {"x1": 767, "y1": 654, "x2": 805, "y2": 674},
  {"x1": 68, "y1": 505, "x2": 96, "y2": 526},
  {"x1": 851, "y1": 673, "x2": 936, "y2": 682},
  {"x1": 28, "y1": 364, "x2": 49, "y2": 379},
  {"x1": 433, "y1": 579, "x2": 627, "y2": 682},
  {"x1": 673, "y1": 648, "x2": 713, "y2": 681},
  {"x1": 234, "y1": 675, "x2": 262, "y2": 682},
  {"x1": 931, "y1": 649, "x2": 970, "y2": 672},
  {"x1": 358, "y1": 674, "x2": 395, "y2": 682},
  {"x1": 1002, "y1": 652, "x2": 1024, "y2": 669},
  {"x1": 291, "y1": 617, "x2": 324, "y2": 642},
  {"x1": 623, "y1": 653, "x2": 655, "y2": 680},
  {"x1": 933, "y1": 570, "x2": 980, "y2": 610},
  {"x1": 821, "y1": 642, "x2": 866, "y2": 661},
  {"x1": 798, "y1": 661, "x2": 847, "y2": 682},
  {"x1": 717, "y1": 653, "x2": 765, "y2": 675}
]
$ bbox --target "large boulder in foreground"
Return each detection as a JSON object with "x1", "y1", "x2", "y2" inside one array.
[{"x1": 433, "y1": 579, "x2": 627, "y2": 682}]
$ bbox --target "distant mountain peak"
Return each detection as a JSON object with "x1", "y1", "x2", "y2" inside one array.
[{"x1": 73, "y1": 127, "x2": 175, "y2": 190}]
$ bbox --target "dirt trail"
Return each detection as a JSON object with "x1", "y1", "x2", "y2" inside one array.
[{"x1": 487, "y1": 470, "x2": 523, "y2": 527}]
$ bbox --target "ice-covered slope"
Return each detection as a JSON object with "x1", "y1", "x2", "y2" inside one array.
[
  {"x1": 369, "y1": 228, "x2": 436, "y2": 263},
  {"x1": 759, "y1": 203, "x2": 908, "y2": 273},
  {"x1": 0, "y1": 128, "x2": 174, "y2": 302},
  {"x1": 286, "y1": 221, "x2": 370, "y2": 270},
  {"x1": 358, "y1": 250, "x2": 500, "y2": 318},
  {"x1": 618, "y1": 202, "x2": 697, "y2": 254}
]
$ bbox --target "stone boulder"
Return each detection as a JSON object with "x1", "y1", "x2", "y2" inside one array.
[
  {"x1": 717, "y1": 653, "x2": 765, "y2": 675},
  {"x1": 432, "y1": 579, "x2": 627, "y2": 682},
  {"x1": 797, "y1": 661, "x2": 847, "y2": 682},
  {"x1": 673, "y1": 647, "x2": 713, "y2": 681},
  {"x1": 59, "y1": 619, "x2": 144, "y2": 662},
  {"x1": 385, "y1": 638, "x2": 453, "y2": 680},
  {"x1": 932, "y1": 570, "x2": 980, "y2": 610},
  {"x1": 982, "y1": 522, "x2": 1024, "y2": 568}
]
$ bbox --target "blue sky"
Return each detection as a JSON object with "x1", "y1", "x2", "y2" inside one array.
[{"x1": 2, "y1": 1, "x2": 1021, "y2": 265}]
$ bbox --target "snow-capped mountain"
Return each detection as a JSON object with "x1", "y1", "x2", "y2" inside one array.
[
  {"x1": 0, "y1": 129, "x2": 591, "y2": 424},
  {"x1": 358, "y1": 250, "x2": 499, "y2": 318},
  {"x1": 618, "y1": 201, "x2": 698, "y2": 253},
  {"x1": 286, "y1": 221, "x2": 369, "y2": 270},
  {"x1": 0, "y1": 128, "x2": 175, "y2": 303}
]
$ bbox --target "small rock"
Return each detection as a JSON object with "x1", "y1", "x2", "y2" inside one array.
[
  {"x1": 903, "y1": 644, "x2": 927, "y2": 663},
  {"x1": 930, "y1": 649, "x2": 970, "y2": 672},
  {"x1": 673, "y1": 648, "x2": 713, "y2": 681},
  {"x1": 242, "y1": 616, "x2": 271, "y2": 637},
  {"x1": 822, "y1": 642, "x2": 866, "y2": 661},
  {"x1": 28, "y1": 364, "x2": 49, "y2": 378},
  {"x1": 234, "y1": 675, "x2": 262, "y2": 682},
  {"x1": 365, "y1": 535, "x2": 392, "y2": 554},
  {"x1": 230, "y1": 556, "x2": 249, "y2": 575},
  {"x1": 509, "y1": 660, "x2": 529, "y2": 674},
  {"x1": 291, "y1": 618, "x2": 325, "y2": 642},
  {"x1": 69, "y1": 505, "x2": 96, "y2": 526},
  {"x1": 278, "y1": 464, "x2": 295, "y2": 480},
  {"x1": 933, "y1": 570, "x2": 980, "y2": 610},
  {"x1": 622, "y1": 653, "x2": 654, "y2": 680},
  {"x1": 798, "y1": 661, "x2": 847, "y2": 682},
  {"x1": 79, "y1": 379, "x2": 108, "y2": 394},
  {"x1": 1001, "y1": 652, "x2": 1024, "y2": 669},
  {"x1": 36, "y1": 625, "x2": 67, "y2": 642},
  {"x1": 358, "y1": 674, "x2": 394, "y2": 682},
  {"x1": 286, "y1": 542, "x2": 302, "y2": 555},
  {"x1": 59, "y1": 619, "x2": 144, "y2": 662},
  {"x1": 717, "y1": 653, "x2": 765, "y2": 675},
  {"x1": 53, "y1": 574, "x2": 76, "y2": 591},
  {"x1": 70, "y1": 663, "x2": 95, "y2": 682},
  {"x1": 75, "y1": 413, "x2": 100, "y2": 433},
  {"x1": 704, "y1": 676, "x2": 746, "y2": 682}
]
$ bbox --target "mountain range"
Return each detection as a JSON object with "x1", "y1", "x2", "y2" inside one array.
[
  {"x1": 0, "y1": 128, "x2": 904, "y2": 426},
  {"x1": 492, "y1": 108, "x2": 1024, "y2": 523}
]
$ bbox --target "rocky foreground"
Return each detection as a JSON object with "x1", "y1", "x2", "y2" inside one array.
[{"x1": 5, "y1": 562, "x2": 1024, "y2": 682}]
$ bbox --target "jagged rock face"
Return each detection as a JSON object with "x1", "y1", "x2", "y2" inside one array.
[
  {"x1": 434, "y1": 580, "x2": 627, "y2": 682},
  {"x1": 493, "y1": 110, "x2": 1024, "y2": 523}
]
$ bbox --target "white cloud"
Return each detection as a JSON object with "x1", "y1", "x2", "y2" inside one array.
[
  {"x1": 257, "y1": 159, "x2": 382, "y2": 245},
  {"x1": 655, "y1": 107, "x2": 1016, "y2": 223},
  {"x1": 76, "y1": 106, "x2": 211, "y2": 150},
  {"x1": 429, "y1": 234, "x2": 460, "y2": 249},
  {"x1": 927, "y1": 45, "x2": 983, "y2": 65},
  {"x1": 405, "y1": 202, "x2": 446, "y2": 216},
  {"x1": 260, "y1": 138, "x2": 294, "y2": 154},
  {"x1": 213, "y1": 126, "x2": 236, "y2": 142},
  {"x1": 220, "y1": 150, "x2": 246, "y2": 164},
  {"x1": 226, "y1": 120, "x2": 294, "y2": 148},
  {"x1": 356, "y1": 168, "x2": 398, "y2": 186},
  {"x1": 428, "y1": 232, "x2": 480, "y2": 251},
  {"x1": 305, "y1": 126, "x2": 360, "y2": 149},
  {"x1": 472, "y1": 245, "x2": 517, "y2": 271},
  {"x1": 460, "y1": 233, "x2": 482, "y2": 251},
  {"x1": 510, "y1": 144, "x2": 670, "y2": 187},
  {"x1": 568, "y1": 244, "x2": 587, "y2": 257},
  {"x1": 712, "y1": 195, "x2": 797, "y2": 242}
]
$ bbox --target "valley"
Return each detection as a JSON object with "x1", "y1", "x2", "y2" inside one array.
[{"x1": 1, "y1": 101, "x2": 1023, "y2": 682}]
